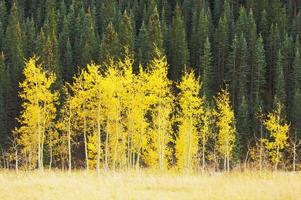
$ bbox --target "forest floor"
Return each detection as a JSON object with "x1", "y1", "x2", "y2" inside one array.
[{"x1": 0, "y1": 170, "x2": 300, "y2": 200}]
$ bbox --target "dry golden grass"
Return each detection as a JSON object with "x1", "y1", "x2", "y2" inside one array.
[{"x1": 0, "y1": 170, "x2": 300, "y2": 200}]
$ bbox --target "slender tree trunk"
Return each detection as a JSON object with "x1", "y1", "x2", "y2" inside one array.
[
  {"x1": 68, "y1": 104, "x2": 72, "y2": 173},
  {"x1": 84, "y1": 115, "x2": 89, "y2": 171},
  {"x1": 105, "y1": 121, "x2": 109, "y2": 171},
  {"x1": 293, "y1": 142, "x2": 296, "y2": 172},
  {"x1": 187, "y1": 117, "x2": 193, "y2": 171},
  {"x1": 49, "y1": 140, "x2": 53, "y2": 169},
  {"x1": 15, "y1": 147, "x2": 18, "y2": 172},
  {"x1": 275, "y1": 145, "x2": 280, "y2": 171},
  {"x1": 113, "y1": 105, "x2": 119, "y2": 171},
  {"x1": 136, "y1": 127, "x2": 143, "y2": 170},
  {"x1": 259, "y1": 124, "x2": 263, "y2": 172},
  {"x1": 37, "y1": 113, "x2": 41, "y2": 170},
  {"x1": 202, "y1": 134, "x2": 206, "y2": 171},
  {"x1": 97, "y1": 120, "x2": 101, "y2": 174},
  {"x1": 158, "y1": 110, "x2": 162, "y2": 170}
]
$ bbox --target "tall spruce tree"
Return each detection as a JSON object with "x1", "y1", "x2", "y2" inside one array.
[
  {"x1": 168, "y1": 5, "x2": 189, "y2": 80},
  {"x1": 119, "y1": 10, "x2": 135, "y2": 58},
  {"x1": 99, "y1": 22, "x2": 120, "y2": 64}
]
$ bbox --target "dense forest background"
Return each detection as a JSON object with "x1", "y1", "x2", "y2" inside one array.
[{"x1": 0, "y1": 0, "x2": 301, "y2": 170}]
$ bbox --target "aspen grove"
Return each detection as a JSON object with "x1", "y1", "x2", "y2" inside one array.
[{"x1": 7, "y1": 48, "x2": 290, "y2": 172}]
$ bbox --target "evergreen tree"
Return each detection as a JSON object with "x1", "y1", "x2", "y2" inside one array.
[
  {"x1": 0, "y1": 52, "x2": 9, "y2": 147},
  {"x1": 99, "y1": 22, "x2": 120, "y2": 64},
  {"x1": 236, "y1": 96, "x2": 251, "y2": 159},
  {"x1": 4, "y1": 2, "x2": 24, "y2": 134},
  {"x1": 168, "y1": 5, "x2": 189, "y2": 80},
  {"x1": 136, "y1": 21, "x2": 150, "y2": 66},
  {"x1": 119, "y1": 10, "x2": 134, "y2": 58},
  {"x1": 4, "y1": 2, "x2": 24, "y2": 83},
  {"x1": 252, "y1": 35, "x2": 266, "y2": 113},
  {"x1": 274, "y1": 50, "x2": 286, "y2": 106},
  {"x1": 226, "y1": 34, "x2": 248, "y2": 110},
  {"x1": 23, "y1": 18, "x2": 36, "y2": 59},
  {"x1": 202, "y1": 37, "x2": 215, "y2": 98},
  {"x1": 190, "y1": 8, "x2": 210, "y2": 72},
  {"x1": 292, "y1": 89, "x2": 301, "y2": 138},
  {"x1": 214, "y1": 15, "x2": 229, "y2": 89},
  {"x1": 147, "y1": 6, "x2": 164, "y2": 59},
  {"x1": 80, "y1": 9, "x2": 98, "y2": 67}
]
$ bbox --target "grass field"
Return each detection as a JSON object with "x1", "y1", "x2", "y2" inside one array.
[{"x1": 0, "y1": 170, "x2": 300, "y2": 200}]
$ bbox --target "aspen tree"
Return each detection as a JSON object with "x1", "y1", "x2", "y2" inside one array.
[
  {"x1": 215, "y1": 88, "x2": 236, "y2": 172},
  {"x1": 69, "y1": 71, "x2": 94, "y2": 171},
  {"x1": 199, "y1": 103, "x2": 214, "y2": 171},
  {"x1": 143, "y1": 49, "x2": 173, "y2": 170},
  {"x1": 17, "y1": 57, "x2": 58, "y2": 170},
  {"x1": 176, "y1": 70, "x2": 203, "y2": 171},
  {"x1": 81, "y1": 64, "x2": 104, "y2": 173},
  {"x1": 116, "y1": 52, "x2": 149, "y2": 169},
  {"x1": 262, "y1": 102, "x2": 289, "y2": 170},
  {"x1": 57, "y1": 85, "x2": 75, "y2": 173},
  {"x1": 101, "y1": 60, "x2": 125, "y2": 170}
]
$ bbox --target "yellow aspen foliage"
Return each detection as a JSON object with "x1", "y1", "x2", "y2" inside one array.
[
  {"x1": 215, "y1": 88, "x2": 236, "y2": 172},
  {"x1": 129, "y1": 69, "x2": 150, "y2": 168},
  {"x1": 81, "y1": 63, "x2": 104, "y2": 172},
  {"x1": 101, "y1": 60, "x2": 125, "y2": 170},
  {"x1": 199, "y1": 103, "x2": 214, "y2": 170},
  {"x1": 68, "y1": 69, "x2": 96, "y2": 171},
  {"x1": 143, "y1": 49, "x2": 173, "y2": 170},
  {"x1": 175, "y1": 70, "x2": 204, "y2": 171},
  {"x1": 16, "y1": 57, "x2": 58, "y2": 170},
  {"x1": 117, "y1": 53, "x2": 149, "y2": 169},
  {"x1": 262, "y1": 102, "x2": 289, "y2": 170},
  {"x1": 56, "y1": 85, "x2": 75, "y2": 172}
]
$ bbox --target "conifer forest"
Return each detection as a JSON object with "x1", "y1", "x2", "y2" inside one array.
[{"x1": 1, "y1": 0, "x2": 301, "y2": 174}]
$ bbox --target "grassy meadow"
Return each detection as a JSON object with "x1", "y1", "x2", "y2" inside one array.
[{"x1": 0, "y1": 170, "x2": 300, "y2": 200}]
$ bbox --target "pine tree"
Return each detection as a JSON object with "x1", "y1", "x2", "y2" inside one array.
[
  {"x1": 236, "y1": 96, "x2": 251, "y2": 159},
  {"x1": 168, "y1": 5, "x2": 189, "y2": 80},
  {"x1": 147, "y1": 6, "x2": 164, "y2": 59},
  {"x1": 0, "y1": 21, "x2": 3, "y2": 51},
  {"x1": 16, "y1": 57, "x2": 58, "y2": 170},
  {"x1": 99, "y1": 22, "x2": 120, "y2": 64},
  {"x1": 80, "y1": 9, "x2": 98, "y2": 66},
  {"x1": 23, "y1": 18, "x2": 36, "y2": 59},
  {"x1": 252, "y1": 35, "x2": 266, "y2": 113},
  {"x1": 293, "y1": 38, "x2": 301, "y2": 90},
  {"x1": 215, "y1": 87, "x2": 236, "y2": 172},
  {"x1": 0, "y1": 52, "x2": 9, "y2": 147},
  {"x1": 4, "y1": 2, "x2": 24, "y2": 137},
  {"x1": 274, "y1": 50, "x2": 286, "y2": 105},
  {"x1": 214, "y1": 15, "x2": 229, "y2": 89},
  {"x1": 4, "y1": 2, "x2": 24, "y2": 83},
  {"x1": 136, "y1": 21, "x2": 150, "y2": 66},
  {"x1": 226, "y1": 34, "x2": 248, "y2": 110},
  {"x1": 176, "y1": 70, "x2": 204, "y2": 171},
  {"x1": 267, "y1": 24, "x2": 281, "y2": 106},
  {"x1": 119, "y1": 10, "x2": 134, "y2": 58},
  {"x1": 190, "y1": 7, "x2": 211, "y2": 73},
  {"x1": 202, "y1": 37, "x2": 215, "y2": 98},
  {"x1": 292, "y1": 89, "x2": 301, "y2": 138}
]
